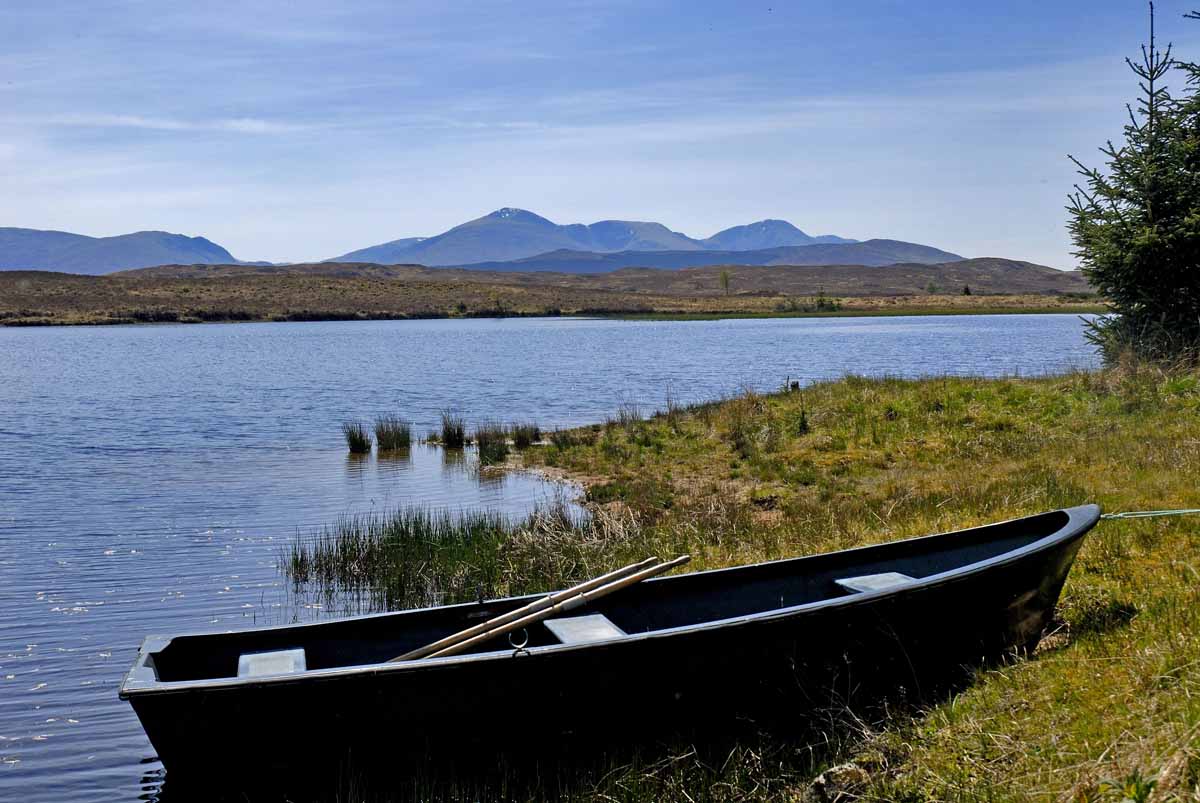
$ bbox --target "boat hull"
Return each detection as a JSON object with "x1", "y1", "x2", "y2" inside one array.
[{"x1": 124, "y1": 506, "x2": 1097, "y2": 785}]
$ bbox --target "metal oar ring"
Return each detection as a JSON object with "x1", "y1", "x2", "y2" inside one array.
[{"x1": 509, "y1": 627, "x2": 530, "y2": 656}]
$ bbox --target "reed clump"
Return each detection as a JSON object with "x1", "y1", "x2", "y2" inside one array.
[
  {"x1": 373, "y1": 416, "x2": 412, "y2": 451},
  {"x1": 284, "y1": 502, "x2": 640, "y2": 612},
  {"x1": 341, "y1": 421, "x2": 372, "y2": 454},
  {"x1": 510, "y1": 422, "x2": 542, "y2": 449},
  {"x1": 611, "y1": 401, "x2": 643, "y2": 432},
  {"x1": 663, "y1": 388, "x2": 684, "y2": 432},
  {"x1": 474, "y1": 422, "x2": 510, "y2": 465},
  {"x1": 440, "y1": 410, "x2": 467, "y2": 448}
]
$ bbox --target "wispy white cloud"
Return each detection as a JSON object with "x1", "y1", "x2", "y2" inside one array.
[{"x1": 13, "y1": 113, "x2": 314, "y2": 134}]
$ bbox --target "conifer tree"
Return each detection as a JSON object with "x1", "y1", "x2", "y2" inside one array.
[{"x1": 1067, "y1": 4, "x2": 1200, "y2": 360}]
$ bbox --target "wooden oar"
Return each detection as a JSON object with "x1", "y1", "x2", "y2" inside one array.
[
  {"x1": 425, "y1": 554, "x2": 690, "y2": 660},
  {"x1": 387, "y1": 557, "x2": 659, "y2": 663}
]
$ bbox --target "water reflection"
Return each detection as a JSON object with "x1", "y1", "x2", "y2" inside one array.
[
  {"x1": 375, "y1": 449, "x2": 413, "y2": 474},
  {"x1": 343, "y1": 451, "x2": 370, "y2": 478},
  {"x1": 441, "y1": 446, "x2": 467, "y2": 474},
  {"x1": 474, "y1": 465, "x2": 506, "y2": 491}
]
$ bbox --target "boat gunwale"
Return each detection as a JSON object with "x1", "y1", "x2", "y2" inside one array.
[{"x1": 119, "y1": 504, "x2": 1100, "y2": 698}]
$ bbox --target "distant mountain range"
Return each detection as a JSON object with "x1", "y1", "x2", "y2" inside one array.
[
  {"x1": 330, "y1": 208, "x2": 857, "y2": 266},
  {"x1": 0, "y1": 228, "x2": 237, "y2": 275},
  {"x1": 451, "y1": 239, "x2": 963, "y2": 273},
  {"x1": 0, "y1": 209, "x2": 993, "y2": 276}
]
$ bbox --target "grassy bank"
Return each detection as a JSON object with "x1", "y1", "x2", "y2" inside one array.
[
  {"x1": 529, "y1": 367, "x2": 1200, "y2": 800},
  {"x1": 282, "y1": 365, "x2": 1199, "y2": 800},
  {"x1": 0, "y1": 270, "x2": 1102, "y2": 326}
]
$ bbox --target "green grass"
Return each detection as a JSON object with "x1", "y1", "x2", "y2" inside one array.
[
  {"x1": 291, "y1": 365, "x2": 1200, "y2": 800},
  {"x1": 475, "y1": 422, "x2": 510, "y2": 465},
  {"x1": 440, "y1": 410, "x2": 467, "y2": 449},
  {"x1": 373, "y1": 416, "x2": 412, "y2": 451},
  {"x1": 341, "y1": 421, "x2": 371, "y2": 454},
  {"x1": 549, "y1": 428, "x2": 596, "y2": 449}
]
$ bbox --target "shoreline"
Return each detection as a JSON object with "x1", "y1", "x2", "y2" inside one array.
[
  {"x1": 0, "y1": 302, "x2": 1105, "y2": 328},
  {"x1": 607, "y1": 304, "x2": 1103, "y2": 321}
]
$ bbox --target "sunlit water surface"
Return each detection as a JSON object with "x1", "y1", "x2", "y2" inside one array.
[{"x1": 0, "y1": 314, "x2": 1099, "y2": 801}]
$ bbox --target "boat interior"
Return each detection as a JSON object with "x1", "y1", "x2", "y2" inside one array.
[{"x1": 142, "y1": 510, "x2": 1071, "y2": 684}]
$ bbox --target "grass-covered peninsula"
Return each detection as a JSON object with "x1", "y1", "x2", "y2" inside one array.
[
  {"x1": 288, "y1": 365, "x2": 1200, "y2": 800},
  {"x1": 529, "y1": 368, "x2": 1200, "y2": 800}
]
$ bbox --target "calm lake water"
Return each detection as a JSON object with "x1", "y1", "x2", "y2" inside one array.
[{"x1": 0, "y1": 314, "x2": 1098, "y2": 801}]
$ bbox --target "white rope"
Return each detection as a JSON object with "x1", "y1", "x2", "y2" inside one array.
[{"x1": 1102, "y1": 508, "x2": 1200, "y2": 520}]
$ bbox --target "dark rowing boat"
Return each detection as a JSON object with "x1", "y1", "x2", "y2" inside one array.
[{"x1": 120, "y1": 504, "x2": 1099, "y2": 782}]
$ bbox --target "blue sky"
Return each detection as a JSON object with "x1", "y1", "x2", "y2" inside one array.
[{"x1": 2, "y1": 1, "x2": 1198, "y2": 266}]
